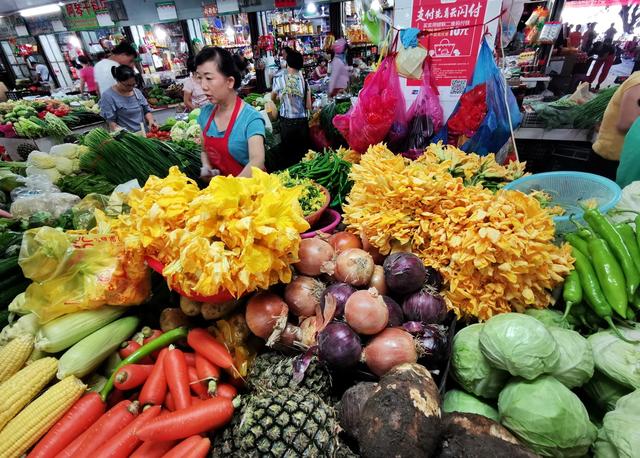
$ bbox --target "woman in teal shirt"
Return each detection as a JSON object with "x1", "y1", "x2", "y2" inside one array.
[
  {"x1": 195, "y1": 47, "x2": 265, "y2": 178},
  {"x1": 615, "y1": 83, "x2": 640, "y2": 188}
]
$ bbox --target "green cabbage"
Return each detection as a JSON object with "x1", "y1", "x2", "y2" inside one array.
[
  {"x1": 583, "y1": 371, "x2": 632, "y2": 413},
  {"x1": 27, "y1": 151, "x2": 56, "y2": 169},
  {"x1": 442, "y1": 389, "x2": 499, "y2": 422},
  {"x1": 588, "y1": 328, "x2": 640, "y2": 389},
  {"x1": 596, "y1": 390, "x2": 640, "y2": 458},
  {"x1": 451, "y1": 323, "x2": 509, "y2": 399},
  {"x1": 525, "y1": 308, "x2": 575, "y2": 330},
  {"x1": 549, "y1": 327, "x2": 594, "y2": 388},
  {"x1": 498, "y1": 376, "x2": 597, "y2": 457},
  {"x1": 480, "y1": 313, "x2": 560, "y2": 380}
]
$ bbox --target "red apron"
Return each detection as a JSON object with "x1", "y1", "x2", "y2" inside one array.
[{"x1": 203, "y1": 96, "x2": 244, "y2": 177}]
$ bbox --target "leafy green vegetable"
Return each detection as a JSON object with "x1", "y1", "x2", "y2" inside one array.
[
  {"x1": 451, "y1": 323, "x2": 509, "y2": 399},
  {"x1": 479, "y1": 313, "x2": 559, "y2": 380},
  {"x1": 548, "y1": 327, "x2": 594, "y2": 388},
  {"x1": 498, "y1": 376, "x2": 597, "y2": 457},
  {"x1": 44, "y1": 112, "x2": 72, "y2": 139},
  {"x1": 588, "y1": 327, "x2": 640, "y2": 389},
  {"x1": 524, "y1": 308, "x2": 575, "y2": 330},
  {"x1": 277, "y1": 171, "x2": 325, "y2": 216},
  {"x1": 583, "y1": 371, "x2": 632, "y2": 413},
  {"x1": 594, "y1": 390, "x2": 640, "y2": 458},
  {"x1": 442, "y1": 389, "x2": 499, "y2": 421}
]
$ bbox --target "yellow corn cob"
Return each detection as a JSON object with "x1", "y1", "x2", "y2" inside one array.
[
  {"x1": 0, "y1": 335, "x2": 34, "y2": 383},
  {"x1": 0, "y1": 357, "x2": 58, "y2": 432},
  {"x1": 0, "y1": 376, "x2": 85, "y2": 457}
]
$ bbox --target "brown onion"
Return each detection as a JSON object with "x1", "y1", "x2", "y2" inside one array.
[
  {"x1": 245, "y1": 292, "x2": 288, "y2": 339},
  {"x1": 361, "y1": 233, "x2": 385, "y2": 264},
  {"x1": 294, "y1": 238, "x2": 335, "y2": 276},
  {"x1": 344, "y1": 289, "x2": 389, "y2": 335},
  {"x1": 284, "y1": 276, "x2": 325, "y2": 317},
  {"x1": 368, "y1": 265, "x2": 388, "y2": 295},
  {"x1": 333, "y1": 248, "x2": 374, "y2": 286},
  {"x1": 363, "y1": 328, "x2": 418, "y2": 376},
  {"x1": 329, "y1": 231, "x2": 362, "y2": 253}
]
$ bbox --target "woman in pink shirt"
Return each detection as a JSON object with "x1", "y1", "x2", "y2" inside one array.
[
  {"x1": 78, "y1": 55, "x2": 97, "y2": 95},
  {"x1": 329, "y1": 39, "x2": 350, "y2": 98}
]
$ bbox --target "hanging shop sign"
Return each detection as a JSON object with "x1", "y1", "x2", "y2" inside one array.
[
  {"x1": 156, "y1": 2, "x2": 178, "y2": 21},
  {"x1": 239, "y1": 0, "x2": 262, "y2": 7},
  {"x1": 62, "y1": 0, "x2": 113, "y2": 30},
  {"x1": 217, "y1": 0, "x2": 240, "y2": 14},
  {"x1": 411, "y1": 0, "x2": 489, "y2": 92},
  {"x1": 275, "y1": 0, "x2": 298, "y2": 8},
  {"x1": 566, "y1": 0, "x2": 634, "y2": 6},
  {"x1": 25, "y1": 14, "x2": 61, "y2": 35},
  {"x1": 202, "y1": 1, "x2": 218, "y2": 16}
]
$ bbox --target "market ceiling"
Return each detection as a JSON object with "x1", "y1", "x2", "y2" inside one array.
[{"x1": 0, "y1": 0, "x2": 73, "y2": 16}]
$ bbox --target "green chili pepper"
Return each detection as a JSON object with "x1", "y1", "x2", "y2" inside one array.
[
  {"x1": 588, "y1": 238, "x2": 628, "y2": 319},
  {"x1": 564, "y1": 233, "x2": 590, "y2": 257},
  {"x1": 569, "y1": 302, "x2": 589, "y2": 328},
  {"x1": 562, "y1": 270, "x2": 582, "y2": 319},
  {"x1": 615, "y1": 223, "x2": 640, "y2": 273},
  {"x1": 572, "y1": 247, "x2": 633, "y2": 342},
  {"x1": 631, "y1": 292, "x2": 640, "y2": 310},
  {"x1": 584, "y1": 208, "x2": 640, "y2": 298},
  {"x1": 99, "y1": 326, "x2": 188, "y2": 401},
  {"x1": 626, "y1": 307, "x2": 636, "y2": 321}
]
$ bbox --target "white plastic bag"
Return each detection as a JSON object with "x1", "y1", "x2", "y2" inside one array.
[{"x1": 612, "y1": 181, "x2": 640, "y2": 227}]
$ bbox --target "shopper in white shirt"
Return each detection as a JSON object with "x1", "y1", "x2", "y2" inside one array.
[{"x1": 94, "y1": 42, "x2": 138, "y2": 95}]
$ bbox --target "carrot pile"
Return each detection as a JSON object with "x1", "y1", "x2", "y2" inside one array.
[{"x1": 28, "y1": 327, "x2": 237, "y2": 458}]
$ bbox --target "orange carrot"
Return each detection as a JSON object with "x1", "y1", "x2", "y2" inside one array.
[
  {"x1": 139, "y1": 349, "x2": 168, "y2": 406},
  {"x1": 187, "y1": 366, "x2": 207, "y2": 398},
  {"x1": 92, "y1": 405, "x2": 161, "y2": 458},
  {"x1": 215, "y1": 383, "x2": 238, "y2": 400},
  {"x1": 164, "y1": 347, "x2": 191, "y2": 410},
  {"x1": 187, "y1": 329, "x2": 234, "y2": 369},
  {"x1": 114, "y1": 364, "x2": 154, "y2": 391},
  {"x1": 130, "y1": 440, "x2": 177, "y2": 458}
]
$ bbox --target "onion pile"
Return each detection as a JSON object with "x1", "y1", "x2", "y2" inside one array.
[{"x1": 245, "y1": 231, "x2": 450, "y2": 379}]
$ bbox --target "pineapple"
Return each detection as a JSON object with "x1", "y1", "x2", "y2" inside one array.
[
  {"x1": 212, "y1": 388, "x2": 341, "y2": 457},
  {"x1": 247, "y1": 352, "x2": 332, "y2": 399}
]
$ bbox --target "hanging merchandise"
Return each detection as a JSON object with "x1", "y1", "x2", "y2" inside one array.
[
  {"x1": 333, "y1": 56, "x2": 403, "y2": 153},
  {"x1": 433, "y1": 38, "x2": 521, "y2": 156},
  {"x1": 403, "y1": 58, "x2": 444, "y2": 159},
  {"x1": 501, "y1": 0, "x2": 525, "y2": 48},
  {"x1": 524, "y1": 6, "x2": 548, "y2": 45},
  {"x1": 396, "y1": 41, "x2": 428, "y2": 80},
  {"x1": 362, "y1": 10, "x2": 383, "y2": 45},
  {"x1": 258, "y1": 35, "x2": 275, "y2": 52},
  {"x1": 539, "y1": 21, "x2": 562, "y2": 45}
]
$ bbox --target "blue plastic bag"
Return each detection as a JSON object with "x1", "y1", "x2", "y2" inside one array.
[{"x1": 434, "y1": 38, "x2": 521, "y2": 156}]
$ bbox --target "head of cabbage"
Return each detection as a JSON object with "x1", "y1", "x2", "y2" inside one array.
[
  {"x1": 588, "y1": 327, "x2": 640, "y2": 389},
  {"x1": 443, "y1": 389, "x2": 499, "y2": 422},
  {"x1": 583, "y1": 371, "x2": 631, "y2": 413},
  {"x1": 548, "y1": 327, "x2": 594, "y2": 388},
  {"x1": 498, "y1": 376, "x2": 597, "y2": 457},
  {"x1": 524, "y1": 308, "x2": 575, "y2": 330},
  {"x1": 480, "y1": 313, "x2": 560, "y2": 380},
  {"x1": 594, "y1": 390, "x2": 640, "y2": 458},
  {"x1": 451, "y1": 323, "x2": 509, "y2": 399}
]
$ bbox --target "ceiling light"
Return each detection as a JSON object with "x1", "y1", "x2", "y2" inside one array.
[
  {"x1": 19, "y1": 4, "x2": 61, "y2": 17},
  {"x1": 154, "y1": 26, "x2": 167, "y2": 40},
  {"x1": 225, "y1": 26, "x2": 235, "y2": 39},
  {"x1": 370, "y1": 0, "x2": 382, "y2": 11},
  {"x1": 306, "y1": 2, "x2": 317, "y2": 14}
]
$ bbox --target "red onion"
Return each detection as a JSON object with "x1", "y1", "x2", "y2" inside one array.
[
  {"x1": 403, "y1": 289, "x2": 447, "y2": 324},
  {"x1": 361, "y1": 233, "x2": 385, "y2": 264},
  {"x1": 331, "y1": 248, "x2": 375, "y2": 286},
  {"x1": 382, "y1": 296, "x2": 404, "y2": 327},
  {"x1": 344, "y1": 289, "x2": 389, "y2": 335},
  {"x1": 383, "y1": 253, "x2": 427, "y2": 295},
  {"x1": 369, "y1": 265, "x2": 388, "y2": 295},
  {"x1": 320, "y1": 282, "x2": 357, "y2": 318},
  {"x1": 245, "y1": 292, "x2": 288, "y2": 339},
  {"x1": 295, "y1": 238, "x2": 335, "y2": 276},
  {"x1": 418, "y1": 324, "x2": 448, "y2": 366},
  {"x1": 318, "y1": 322, "x2": 362, "y2": 368},
  {"x1": 284, "y1": 276, "x2": 326, "y2": 317},
  {"x1": 362, "y1": 328, "x2": 418, "y2": 376},
  {"x1": 425, "y1": 266, "x2": 444, "y2": 290}
]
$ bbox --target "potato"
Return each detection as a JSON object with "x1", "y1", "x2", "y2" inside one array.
[
  {"x1": 356, "y1": 363, "x2": 442, "y2": 458},
  {"x1": 201, "y1": 300, "x2": 239, "y2": 320},
  {"x1": 437, "y1": 413, "x2": 537, "y2": 458},
  {"x1": 159, "y1": 308, "x2": 191, "y2": 332},
  {"x1": 339, "y1": 382, "x2": 379, "y2": 439},
  {"x1": 179, "y1": 296, "x2": 202, "y2": 317}
]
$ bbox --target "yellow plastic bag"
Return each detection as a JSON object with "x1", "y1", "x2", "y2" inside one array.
[
  {"x1": 396, "y1": 42, "x2": 428, "y2": 80},
  {"x1": 21, "y1": 229, "x2": 150, "y2": 323},
  {"x1": 19, "y1": 227, "x2": 72, "y2": 283}
]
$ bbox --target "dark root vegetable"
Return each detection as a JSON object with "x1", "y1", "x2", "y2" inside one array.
[
  {"x1": 329, "y1": 231, "x2": 362, "y2": 253},
  {"x1": 245, "y1": 292, "x2": 288, "y2": 339},
  {"x1": 369, "y1": 265, "x2": 388, "y2": 295},
  {"x1": 403, "y1": 289, "x2": 447, "y2": 324},
  {"x1": 295, "y1": 238, "x2": 335, "y2": 276},
  {"x1": 383, "y1": 253, "x2": 428, "y2": 295},
  {"x1": 344, "y1": 289, "x2": 389, "y2": 335},
  {"x1": 328, "y1": 248, "x2": 375, "y2": 287},
  {"x1": 339, "y1": 382, "x2": 378, "y2": 439},
  {"x1": 320, "y1": 282, "x2": 357, "y2": 318},
  {"x1": 318, "y1": 322, "x2": 362, "y2": 368},
  {"x1": 362, "y1": 328, "x2": 418, "y2": 376},
  {"x1": 382, "y1": 296, "x2": 404, "y2": 327},
  {"x1": 284, "y1": 276, "x2": 326, "y2": 317},
  {"x1": 356, "y1": 363, "x2": 442, "y2": 458}
]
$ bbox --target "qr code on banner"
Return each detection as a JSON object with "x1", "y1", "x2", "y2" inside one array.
[{"x1": 450, "y1": 79, "x2": 467, "y2": 95}]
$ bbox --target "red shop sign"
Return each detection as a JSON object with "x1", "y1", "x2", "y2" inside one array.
[
  {"x1": 275, "y1": 0, "x2": 297, "y2": 8},
  {"x1": 410, "y1": 0, "x2": 488, "y2": 90}
]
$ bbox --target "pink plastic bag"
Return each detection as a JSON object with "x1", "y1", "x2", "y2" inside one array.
[
  {"x1": 403, "y1": 59, "x2": 444, "y2": 159},
  {"x1": 333, "y1": 56, "x2": 403, "y2": 153}
]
